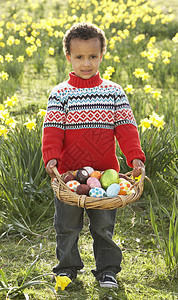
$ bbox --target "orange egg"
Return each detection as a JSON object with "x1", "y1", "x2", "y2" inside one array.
[{"x1": 90, "y1": 171, "x2": 102, "y2": 180}]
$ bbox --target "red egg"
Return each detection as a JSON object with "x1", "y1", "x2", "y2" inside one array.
[
  {"x1": 63, "y1": 173, "x2": 75, "y2": 183},
  {"x1": 76, "y1": 184, "x2": 90, "y2": 195}
]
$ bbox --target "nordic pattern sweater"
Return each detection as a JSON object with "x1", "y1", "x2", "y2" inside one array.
[{"x1": 42, "y1": 72, "x2": 145, "y2": 173}]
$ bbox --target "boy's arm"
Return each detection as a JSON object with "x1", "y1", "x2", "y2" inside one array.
[
  {"x1": 115, "y1": 123, "x2": 145, "y2": 167},
  {"x1": 114, "y1": 86, "x2": 145, "y2": 174},
  {"x1": 42, "y1": 88, "x2": 66, "y2": 175}
]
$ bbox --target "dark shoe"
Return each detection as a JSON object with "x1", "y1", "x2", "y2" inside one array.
[
  {"x1": 99, "y1": 274, "x2": 118, "y2": 288},
  {"x1": 52, "y1": 272, "x2": 74, "y2": 283},
  {"x1": 56, "y1": 272, "x2": 74, "y2": 281}
]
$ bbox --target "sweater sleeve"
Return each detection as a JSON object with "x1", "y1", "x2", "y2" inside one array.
[
  {"x1": 42, "y1": 88, "x2": 66, "y2": 167},
  {"x1": 114, "y1": 86, "x2": 145, "y2": 167}
]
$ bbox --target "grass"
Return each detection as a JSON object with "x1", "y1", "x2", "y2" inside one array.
[{"x1": 1, "y1": 203, "x2": 177, "y2": 299}]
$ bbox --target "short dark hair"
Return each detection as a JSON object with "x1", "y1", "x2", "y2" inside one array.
[{"x1": 63, "y1": 22, "x2": 107, "y2": 55}]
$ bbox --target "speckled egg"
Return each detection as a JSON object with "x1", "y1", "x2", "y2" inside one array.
[
  {"x1": 89, "y1": 187, "x2": 106, "y2": 198},
  {"x1": 118, "y1": 180, "x2": 132, "y2": 195},
  {"x1": 90, "y1": 171, "x2": 102, "y2": 180},
  {"x1": 106, "y1": 183, "x2": 120, "y2": 197},
  {"x1": 83, "y1": 166, "x2": 94, "y2": 175},
  {"x1": 87, "y1": 177, "x2": 101, "y2": 188},
  {"x1": 66, "y1": 180, "x2": 80, "y2": 192}
]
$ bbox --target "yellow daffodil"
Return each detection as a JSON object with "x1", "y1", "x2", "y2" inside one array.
[
  {"x1": 148, "y1": 63, "x2": 153, "y2": 70},
  {"x1": 5, "y1": 53, "x2": 13, "y2": 63},
  {"x1": 55, "y1": 275, "x2": 72, "y2": 291},
  {"x1": 125, "y1": 84, "x2": 134, "y2": 94},
  {"x1": 151, "y1": 90, "x2": 162, "y2": 100},
  {"x1": 6, "y1": 35, "x2": 15, "y2": 46},
  {"x1": 172, "y1": 33, "x2": 178, "y2": 43},
  {"x1": 149, "y1": 112, "x2": 165, "y2": 131},
  {"x1": 104, "y1": 52, "x2": 112, "y2": 60},
  {"x1": 0, "y1": 55, "x2": 3, "y2": 63},
  {"x1": 133, "y1": 68, "x2": 145, "y2": 78},
  {"x1": 17, "y1": 55, "x2": 25, "y2": 62},
  {"x1": 0, "y1": 71, "x2": 9, "y2": 80},
  {"x1": 144, "y1": 85, "x2": 152, "y2": 94},
  {"x1": 113, "y1": 56, "x2": 120, "y2": 63},
  {"x1": 0, "y1": 125, "x2": 8, "y2": 138},
  {"x1": 103, "y1": 73, "x2": 111, "y2": 80},
  {"x1": 133, "y1": 34, "x2": 145, "y2": 44},
  {"x1": 4, "y1": 94, "x2": 18, "y2": 107},
  {"x1": 38, "y1": 109, "x2": 46, "y2": 117},
  {"x1": 0, "y1": 109, "x2": 9, "y2": 120},
  {"x1": 162, "y1": 58, "x2": 170, "y2": 64},
  {"x1": 139, "y1": 118, "x2": 152, "y2": 132},
  {"x1": 5, "y1": 117, "x2": 17, "y2": 128},
  {"x1": 36, "y1": 38, "x2": 41, "y2": 47},
  {"x1": 161, "y1": 50, "x2": 172, "y2": 59},
  {"x1": 0, "y1": 42, "x2": 5, "y2": 47},
  {"x1": 26, "y1": 46, "x2": 33, "y2": 57},
  {"x1": 49, "y1": 47, "x2": 55, "y2": 55},
  {"x1": 24, "y1": 118, "x2": 37, "y2": 131}
]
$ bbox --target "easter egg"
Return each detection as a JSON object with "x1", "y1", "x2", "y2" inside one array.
[
  {"x1": 89, "y1": 187, "x2": 106, "y2": 198},
  {"x1": 66, "y1": 180, "x2": 80, "y2": 192},
  {"x1": 76, "y1": 184, "x2": 90, "y2": 195},
  {"x1": 106, "y1": 183, "x2": 120, "y2": 197},
  {"x1": 87, "y1": 177, "x2": 101, "y2": 188},
  {"x1": 118, "y1": 180, "x2": 132, "y2": 195},
  {"x1": 83, "y1": 166, "x2": 94, "y2": 175},
  {"x1": 63, "y1": 172, "x2": 75, "y2": 183},
  {"x1": 100, "y1": 169, "x2": 120, "y2": 189},
  {"x1": 90, "y1": 171, "x2": 102, "y2": 180},
  {"x1": 76, "y1": 168, "x2": 89, "y2": 184}
]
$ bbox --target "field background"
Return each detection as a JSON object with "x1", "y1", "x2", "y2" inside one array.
[{"x1": 0, "y1": 0, "x2": 177, "y2": 299}]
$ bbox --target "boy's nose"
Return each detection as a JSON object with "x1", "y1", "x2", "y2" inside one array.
[{"x1": 83, "y1": 59, "x2": 91, "y2": 66}]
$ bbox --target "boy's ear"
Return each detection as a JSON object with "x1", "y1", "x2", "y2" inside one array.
[
  {"x1": 100, "y1": 54, "x2": 103, "y2": 62},
  {"x1": 66, "y1": 53, "x2": 71, "y2": 63}
]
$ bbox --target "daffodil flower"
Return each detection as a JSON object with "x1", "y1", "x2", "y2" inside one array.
[
  {"x1": 55, "y1": 275, "x2": 72, "y2": 291},
  {"x1": 149, "y1": 112, "x2": 165, "y2": 131},
  {"x1": 24, "y1": 118, "x2": 37, "y2": 131},
  {"x1": 139, "y1": 118, "x2": 152, "y2": 132},
  {"x1": 38, "y1": 109, "x2": 46, "y2": 117},
  {"x1": 0, "y1": 125, "x2": 8, "y2": 138}
]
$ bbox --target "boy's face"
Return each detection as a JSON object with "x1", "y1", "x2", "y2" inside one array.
[{"x1": 66, "y1": 37, "x2": 103, "y2": 79}]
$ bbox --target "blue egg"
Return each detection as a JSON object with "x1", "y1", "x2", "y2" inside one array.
[
  {"x1": 89, "y1": 187, "x2": 106, "y2": 198},
  {"x1": 106, "y1": 183, "x2": 120, "y2": 197}
]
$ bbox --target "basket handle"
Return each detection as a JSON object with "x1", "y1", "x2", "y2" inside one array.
[{"x1": 51, "y1": 166, "x2": 62, "y2": 182}]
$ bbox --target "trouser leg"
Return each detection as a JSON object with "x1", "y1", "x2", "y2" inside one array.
[
  {"x1": 53, "y1": 196, "x2": 84, "y2": 278},
  {"x1": 86, "y1": 208, "x2": 122, "y2": 281}
]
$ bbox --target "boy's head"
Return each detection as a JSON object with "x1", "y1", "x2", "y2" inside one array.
[
  {"x1": 63, "y1": 22, "x2": 106, "y2": 56},
  {"x1": 63, "y1": 23, "x2": 107, "y2": 79}
]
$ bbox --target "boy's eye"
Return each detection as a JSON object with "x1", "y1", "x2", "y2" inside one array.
[
  {"x1": 76, "y1": 56, "x2": 82, "y2": 59},
  {"x1": 91, "y1": 55, "x2": 96, "y2": 59}
]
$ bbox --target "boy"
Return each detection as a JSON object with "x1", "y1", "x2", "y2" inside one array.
[{"x1": 42, "y1": 23, "x2": 145, "y2": 288}]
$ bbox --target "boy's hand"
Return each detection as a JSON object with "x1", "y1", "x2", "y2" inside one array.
[
  {"x1": 46, "y1": 159, "x2": 57, "y2": 179},
  {"x1": 132, "y1": 159, "x2": 145, "y2": 178}
]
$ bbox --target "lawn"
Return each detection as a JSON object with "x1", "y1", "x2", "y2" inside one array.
[{"x1": 0, "y1": 0, "x2": 177, "y2": 299}]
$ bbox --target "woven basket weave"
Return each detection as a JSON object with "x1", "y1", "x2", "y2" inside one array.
[{"x1": 51, "y1": 167, "x2": 145, "y2": 210}]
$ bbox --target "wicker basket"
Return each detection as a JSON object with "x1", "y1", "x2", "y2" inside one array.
[{"x1": 51, "y1": 167, "x2": 145, "y2": 210}]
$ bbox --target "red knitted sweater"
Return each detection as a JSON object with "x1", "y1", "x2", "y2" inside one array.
[{"x1": 42, "y1": 72, "x2": 145, "y2": 173}]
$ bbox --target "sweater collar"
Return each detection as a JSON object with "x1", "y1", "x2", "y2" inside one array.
[{"x1": 67, "y1": 71, "x2": 103, "y2": 88}]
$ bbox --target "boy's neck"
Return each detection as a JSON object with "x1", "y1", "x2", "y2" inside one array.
[{"x1": 68, "y1": 71, "x2": 103, "y2": 88}]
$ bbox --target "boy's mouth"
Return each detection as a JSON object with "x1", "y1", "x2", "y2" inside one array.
[{"x1": 81, "y1": 70, "x2": 92, "y2": 74}]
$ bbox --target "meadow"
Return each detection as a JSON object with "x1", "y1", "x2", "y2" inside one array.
[{"x1": 0, "y1": 0, "x2": 177, "y2": 299}]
